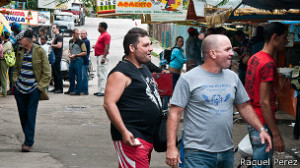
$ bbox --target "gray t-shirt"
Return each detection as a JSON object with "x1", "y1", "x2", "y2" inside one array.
[{"x1": 170, "y1": 66, "x2": 249, "y2": 152}]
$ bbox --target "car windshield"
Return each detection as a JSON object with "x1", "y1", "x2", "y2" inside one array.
[{"x1": 54, "y1": 15, "x2": 72, "y2": 21}]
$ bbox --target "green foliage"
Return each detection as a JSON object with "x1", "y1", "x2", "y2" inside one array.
[
  {"x1": 215, "y1": 0, "x2": 229, "y2": 7},
  {"x1": 26, "y1": 0, "x2": 38, "y2": 10}
]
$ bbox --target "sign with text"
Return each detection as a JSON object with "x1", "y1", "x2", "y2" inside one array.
[
  {"x1": 0, "y1": 8, "x2": 39, "y2": 25},
  {"x1": 116, "y1": 0, "x2": 183, "y2": 14},
  {"x1": 38, "y1": 11, "x2": 50, "y2": 26},
  {"x1": 97, "y1": 0, "x2": 116, "y2": 14}
]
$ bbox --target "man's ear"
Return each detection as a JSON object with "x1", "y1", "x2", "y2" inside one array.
[
  {"x1": 209, "y1": 49, "x2": 217, "y2": 59},
  {"x1": 129, "y1": 44, "x2": 135, "y2": 53}
]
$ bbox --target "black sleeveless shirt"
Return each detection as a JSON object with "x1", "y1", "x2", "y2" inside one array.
[{"x1": 109, "y1": 60, "x2": 162, "y2": 143}]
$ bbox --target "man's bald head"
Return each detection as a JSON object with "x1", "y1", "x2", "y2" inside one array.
[{"x1": 201, "y1": 34, "x2": 230, "y2": 56}]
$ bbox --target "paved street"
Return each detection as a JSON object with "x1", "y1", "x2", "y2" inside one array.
[{"x1": 0, "y1": 17, "x2": 299, "y2": 168}]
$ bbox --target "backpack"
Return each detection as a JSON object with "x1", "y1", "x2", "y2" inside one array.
[
  {"x1": 291, "y1": 66, "x2": 300, "y2": 91},
  {"x1": 48, "y1": 49, "x2": 56, "y2": 65},
  {"x1": 159, "y1": 47, "x2": 178, "y2": 65},
  {"x1": 4, "y1": 44, "x2": 15, "y2": 67}
]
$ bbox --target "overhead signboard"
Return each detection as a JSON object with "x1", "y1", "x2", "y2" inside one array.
[
  {"x1": 0, "y1": 8, "x2": 39, "y2": 25},
  {"x1": 116, "y1": 0, "x2": 183, "y2": 14},
  {"x1": 38, "y1": 0, "x2": 71, "y2": 9},
  {"x1": 38, "y1": 11, "x2": 50, "y2": 26},
  {"x1": 97, "y1": 0, "x2": 116, "y2": 14}
]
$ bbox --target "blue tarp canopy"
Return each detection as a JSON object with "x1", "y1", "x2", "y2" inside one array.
[{"x1": 242, "y1": 0, "x2": 300, "y2": 10}]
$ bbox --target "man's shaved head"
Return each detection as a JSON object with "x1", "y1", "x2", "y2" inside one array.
[{"x1": 201, "y1": 34, "x2": 229, "y2": 56}]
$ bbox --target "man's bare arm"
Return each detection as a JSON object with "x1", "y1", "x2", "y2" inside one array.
[
  {"x1": 166, "y1": 105, "x2": 184, "y2": 168},
  {"x1": 103, "y1": 44, "x2": 110, "y2": 58},
  {"x1": 260, "y1": 82, "x2": 284, "y2": 152},
  {"x1": 236, "y1": 102, "x2": 272, "y2": 152},
  {"x1": 51, "y1": 42, "x2": 62, "y2": 49},
  {"x1": 103, "y1": 72, "x2": 134, "y2": 146}
]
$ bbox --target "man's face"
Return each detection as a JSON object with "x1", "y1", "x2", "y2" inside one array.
[
  {"x1": 52, "y1": 25, "x2": 58, "y2": 34},
  {"x1": 80, "y1": 31, "x2": 87, "y2": 39},
  {"x1": 20, "y1": 38, "x2": 29, "y2": 48},
  {"x1": 273, "y1": 31, "x2": 288, "y2": 51},
  {"x1": 73, "y1": 30, "x2": 79, "y2": 40},
  {"x1": 214, "y1": 37, "x2": 234, "y2": 69},
  {"x1": 133, "y1": 36, "x2": 153, "y2": 64},
  {"x1": 98, "y1": 26, "x2": 103, "y2": 33}
]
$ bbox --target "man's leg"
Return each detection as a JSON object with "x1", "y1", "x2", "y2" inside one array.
[
  {"x1": 96, "y1": 56, "x2": 101, "y2": 94},
  {"x1": 99, "y1": 55, "x2": 108, "y2": 94},
  {"x1": 7, "y1": 66, "x2": 14, "y2": 94},
  {"x1": 23, "y1": 88, "x2": 40, "y2": 147},
  {"x1": 52, "y1": 57, "x2": 62, "y2": 90},
  {"x1": 14, "y1": 88, "x2": 28, "y2": 137},
  {"x1": 216, "y1": 148, "x2": 234, "y2": 168},
  {"x1": 81, "y1": 64, "x2": 89, "y2": 94},
  {"x1": 248, "y1": 125, "x2": 274, "y2": 168},
  {"x1": 68, "y1": 61, "x2": 75, "y2": 93},
  {"x1": 184, "y1": 149, "x2": 217, "y2": 168},
  {"x1": 113, "y1": 138, "x2": 153, "y2": 168},
  {"x1": 74, "y1": 59, "x2": 83, "y2": 94}
]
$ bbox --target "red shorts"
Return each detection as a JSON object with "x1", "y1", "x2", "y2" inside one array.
[{"x1": 113, "y1": 138, "x2": 153, "y2": 168}]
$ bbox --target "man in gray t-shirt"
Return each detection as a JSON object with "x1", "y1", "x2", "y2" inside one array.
[{"x1": 166, "y1": 35, "x2": 272, "y2": 168}]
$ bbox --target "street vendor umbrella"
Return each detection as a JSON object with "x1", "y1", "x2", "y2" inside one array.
[{"x1": 0, "y1": 13, "x2": 11, "y2": 34}]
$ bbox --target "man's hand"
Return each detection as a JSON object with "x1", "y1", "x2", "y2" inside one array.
[
  {"x1": 166, "y1": 146, "x2": 181, "y2": 168},
  {"x1": 272, "y1": 134, "x2": 285, "y2": 152},
  {"x1": 162, "y1": 70, "x2": 170, "y2": 74},
  {"x1": 121, "y1": 130, "x2": 135, "y2": 146},
  {"x1": 259, "y1": 131, "x2": 272, "y2": 152},
  {"x1": 69, "y1": 54, "x2": 76, "y2": 59},
  {"x1": 101, "y1": 58, "x2": 106, "y2": 64}
]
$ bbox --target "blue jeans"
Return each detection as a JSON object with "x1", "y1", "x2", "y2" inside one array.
[
  {"x1": 68, "y1": 58, "x2": 83, "y2": 94},
  {"x1": 184, "y1": 148, "x2": 234, "y2": 168},
  {"x1": 248, "y1": 125, "x2": 273, "y2": 168},
  {"x1": 82, "y1": 64, "x2": 89, "y2": 94},
  {"x1": 14, "y1": 87, "x2": 40, "y2": 147},
  {"x1": 172, "y1": 73, "x2": 180, "y2": 90}
]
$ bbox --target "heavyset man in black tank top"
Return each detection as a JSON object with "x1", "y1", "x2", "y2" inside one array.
[{"x1": 104, "y1": 28, "x2": 162, "y2": 168}]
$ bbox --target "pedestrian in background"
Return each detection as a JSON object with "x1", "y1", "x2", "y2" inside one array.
[
  {"x1": 245, "y1": 22, "x2": 288, "y2": 167},
  {"x1": 234, "y1": 30, "x2": 249, "y2": 85},
  {"x1": 0, "y1": 31, "x2": 12, "y2": 97},
  {"x1": 104, "y1": 28, "x2": 162, "y2": 167},
  {"x1": 64, "y1": 28, "x2": 87, "y2": 96},
  {"x1": 94, "y1": 22, "x2": 111, "y2": 97},
  {"x1": 185, "y1": 27, "x2": 202, "y2": 71},
  {"x1": 80, "y1": 29, "x2": 90, "y2": 95},
  {"x1": 13, "y1": 29, "x2": 51, "y2": 152},
  {"x1": 166, "y1": 34, "x2": 271, "y2": 168},
  {"x1": 50, "y1": 24, "x2": 63, "y2": 93},
  {"x1": 7, "y1": 22, "x2": 21, "y2": 95}
]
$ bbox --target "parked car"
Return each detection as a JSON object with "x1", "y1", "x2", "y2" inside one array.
[{"x1": 53, "y1": 10, "x2": 75, "y2": 37}]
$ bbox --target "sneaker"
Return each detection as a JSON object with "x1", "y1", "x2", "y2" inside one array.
[
  {"x1": 21, "y1": 144, "x2": 31, "y2": 152},
  {"x1": 54, "y1": 90, "x2": 63, "y2": 94},
  {"x1": 70, "y1": 92, "x2": 80, "y2": 96},
  {"x1": 64, "y1": 91, "x2": 71, "y2": 94},
  {"x1": 96, "y1": 92, "x2": 105, "y2": 96},
  {"x1": 49, "y1": 89, "x2": 56, "y2": 92},
  {"x1": 94, "y1": 92, "x2": 100, "y2": 95}
]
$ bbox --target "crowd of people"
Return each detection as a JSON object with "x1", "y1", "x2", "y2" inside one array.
[
  {"x1": 104, "y1": 22, "x2": 288, "y2": 168},
  {"x1": 0, "y1": 20, "x2": 290, "y2": 168}
]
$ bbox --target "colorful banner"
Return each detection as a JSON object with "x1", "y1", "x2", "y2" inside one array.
[
  {"x1": 0, "y1": 8, "x2": 39, "y2": 26},
  {"x1": 97, "y1": 0, "x2": 116, "y2": 14},
  {"x1": 116, "y1": 0, "x2": 183, "y2": 14},
  {"x1": 38, "y1": 11, "x2": 50, "y2": 26}
]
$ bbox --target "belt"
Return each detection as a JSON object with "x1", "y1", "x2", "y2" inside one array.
[{"x1": 168, "y1": 67, "x2": 181, "y2": 74}]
